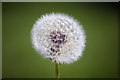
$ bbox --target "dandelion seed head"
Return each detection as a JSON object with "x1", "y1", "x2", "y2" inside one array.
[{"x1": 31, "y1": 13, "x2": 86, "y2": 64}]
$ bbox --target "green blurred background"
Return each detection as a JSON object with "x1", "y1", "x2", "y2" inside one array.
[{"x1": 2, "y1": 2, "x2": 118, "y2": 78}]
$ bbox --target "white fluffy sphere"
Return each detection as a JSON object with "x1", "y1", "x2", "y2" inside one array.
[{"x1": 31, "y1": 13, "x2": 86, "y2": 64}]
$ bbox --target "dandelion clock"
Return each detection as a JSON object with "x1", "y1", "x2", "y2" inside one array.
[{"x1": 31, "y1": 13, "x2": 86, "y2": 79}]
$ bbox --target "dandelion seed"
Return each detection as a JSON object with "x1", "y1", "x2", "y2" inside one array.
[{"x1": 31, "y1": 13, "x2": 86, "y2": 64}]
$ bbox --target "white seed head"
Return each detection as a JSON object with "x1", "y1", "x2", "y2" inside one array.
[{"x1": 31, "y1": 13, "x2": 86, "y2": 64}]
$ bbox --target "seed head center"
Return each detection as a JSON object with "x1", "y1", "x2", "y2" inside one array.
[
  {"x1": 49, "y1": 31, "x2": 67, "y2": 55},
  {"x1": 50, "y1": 31, "x2": 67, "y2": 45}
]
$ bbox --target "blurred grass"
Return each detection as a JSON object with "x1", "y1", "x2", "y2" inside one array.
[{"x1": 2, "y1": 2, "x2": 118, "y2": 78}]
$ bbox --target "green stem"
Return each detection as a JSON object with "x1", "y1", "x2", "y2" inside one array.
[{"x1": 55, "y1": 62, "x2": 60, "y2": 80}]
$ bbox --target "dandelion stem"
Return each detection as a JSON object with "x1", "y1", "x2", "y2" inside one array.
[{"x1": 55, "y1": 62, "x2": 60, "y2": 80}]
